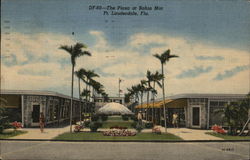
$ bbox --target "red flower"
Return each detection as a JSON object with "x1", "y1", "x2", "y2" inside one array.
[
  {"x1": 11, "y1": 121, "x2": 23, "y2": 129},
  {"x1": 211, "y1": 125, "x2": 226, "y2": 134}
]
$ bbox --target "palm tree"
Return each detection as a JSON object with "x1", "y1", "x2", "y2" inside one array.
[
  {"x1": 90, "y1": 79, "x2": 104, "y2": 100},
  {"x1": 127, "y1": 88, "x2": 135, "y2": 102},
  {"x1": 75, "y1": 68, "x2": 86, "y2": 121},
  {"x1": 153, "y1": 49, "x2": 178, "y2": 132},
  {"x1": 151, "y1": 71, "x2": 163, "y2": 124},
  {"x1": 138, "y1": 80, "x2": 147, "y2": 112},
  {"x1": 59, "y1": 42, "x2": 91, "y2": 133},
  {"x1": 81, "y1": 89, "x2": 91, "y2": 113},
  {"x1": 146, "y1": 70, "x2": 154, "y2": 121},
  {"x1": 83, "y1": 70, "x2": 99, "y2": 102},
  {"x1": 131, "y1": 85, "x2": 140, "y2": 104},
  {"x1": 130, "y1": 85, "x2": 140, "y2": 113}
]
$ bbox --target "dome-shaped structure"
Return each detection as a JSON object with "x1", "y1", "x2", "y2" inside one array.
[{"x1": 97, "y1": 102, "x2": 134, "y2": 115}]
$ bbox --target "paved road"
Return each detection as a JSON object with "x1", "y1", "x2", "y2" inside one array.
[{"x1": 0, "y1": 141, "x2": 249, "y2": 160}]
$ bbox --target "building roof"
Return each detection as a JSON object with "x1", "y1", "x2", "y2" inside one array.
[
  {"x1": 0, "y1": 90, "x2": 80, "y2": 101},
  {"x1": 135, "y1": 93, "x2": 247, "y2": 109},
  {"x1": 159, "y1": 93, "x2": 246, "y2": 101}
]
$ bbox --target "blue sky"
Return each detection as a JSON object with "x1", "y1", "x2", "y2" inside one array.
[
  {"x1": 2, "y1": 0, "x2": 250, "y2": 50},
  {"x1": 1, "y1": 0, "x2": 250, "y2": 97}
]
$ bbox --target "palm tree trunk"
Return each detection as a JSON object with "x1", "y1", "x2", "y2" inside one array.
[
  {"x1": 78, "y1": 77, "x2": 82, "y2": 122},
  {"x1": 152, "y1": 82, "x2": 156, "y2": 124},
  {"x1": 141, "y1": 93, "x2": 143, "y2": 112},
  {"x1": 147, "y1": 90, "x2": 149, "y2": 121},
  {"x1": 92, "y1": 87, "x2": 94, "y2": 102},
  {"x1": 161, "y1": 63, "x2": 167, "y2": 132},
  {"x1": 70, "y1": 65, "x2": 74, "y2": 133},
  {"x1": 85, "y1": 79, "x2": 88, "y2": 101}
]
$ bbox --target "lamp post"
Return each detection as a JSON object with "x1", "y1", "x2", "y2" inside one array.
[{"x1": 118, "y1": 78, "x2": 123, "y2": 97}]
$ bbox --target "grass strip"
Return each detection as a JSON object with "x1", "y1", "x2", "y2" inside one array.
[
  {"x1": 206, "y1": 132, "x2": 250, "y2": 140},
  {"x1": 54, "y1": 132, "x2": 182, "y2": 141},
  {"x1": 0, "y1": 130, "x2": 28, "y2": 139}
]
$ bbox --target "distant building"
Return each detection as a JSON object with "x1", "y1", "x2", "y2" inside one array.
[
  {"x1": 1, "y1": 90, "x2": 94, "y2": 127},
  {"x1": 136, "y1": 93, "x2": 246, "y2": 129}
]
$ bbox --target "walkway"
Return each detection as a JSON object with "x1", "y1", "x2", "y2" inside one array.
[
  {"x1": 8, "y1": 125, "x2": 222, "y2": 140},
  {"x1": 142, "y1": 126, "x2": 222, "y2": 140},
  {"x1": 9, "y1": 126, "x2": 71, "y2": 140}
]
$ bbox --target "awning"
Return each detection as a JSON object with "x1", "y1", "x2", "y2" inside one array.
[{"x1": 135, "y1": 99, "x2": 173, "y2": 109}]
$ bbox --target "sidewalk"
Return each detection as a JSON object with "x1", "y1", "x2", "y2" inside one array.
[
  {"x1": 9, "y1": 126, "x2": 71, "y2": 140},
  {"x1": 140, "y1": 119, "x2": 223, "y2": 140},
  {"x1": 9, "y1": 125, "x2": 222, "y2": 140},
  {"x1": 142, "y1": 126, "x2": 222, "y2": 140}
]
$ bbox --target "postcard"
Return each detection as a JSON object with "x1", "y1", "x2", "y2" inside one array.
[{"x1": 1, "y1": 0, "x2": 250, "y2": 160}]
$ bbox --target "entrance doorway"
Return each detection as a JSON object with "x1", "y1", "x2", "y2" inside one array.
[
  {"x1": 192, "y1": 107, "x2": 200, "y2": 126},
  {"x1": 32, "y1": 105, "x2": 40, "y2": 123}
]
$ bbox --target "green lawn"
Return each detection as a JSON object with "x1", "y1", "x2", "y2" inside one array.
[
  {"x1": 0, "y1": 130, "x2": 27, "y2": 139},
  {"x1": 100, "y1": 116, "x2": 134, "y2": 129},
  {"x1": 101, "y1": 121, "x2": 134, "y2": 129},
  {"x1": 54, "y1": 132, "x2": 182, "y2": 141},
  {"x1": 206, "y1": 132, "x2": 250, "y2": 140}
]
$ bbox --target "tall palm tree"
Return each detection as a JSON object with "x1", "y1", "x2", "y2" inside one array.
[
  {"x1": 83, "y1": 70, "x2": 99, "y2": 102},
  {"x1": 75, "y1": 68, "x2": 86, "y2": 121},
  {"x1": 151, "y1": 71, "x2": 163, "y2": 124},
  {"x1": 153, "y1": 49, "x2": 178, "y2": 132},
  {"x1": 81, "y1": 89, "x2": 91, "y2": 112},
  {"x1": 59, "y1": 43, "x2": 91, "y2": 133},
  {"x1": 146, "y1": 70, "x2": 154, "y2": 121},
  {"x1": 131, "y1": 85, "x2": 140, "y2": 104},
  {"x1": 138, "y1": 80, "x2": 147, "y2": 112},
  {"x1": 90, "y1": 79, "x2": 104, "y2": 100}
]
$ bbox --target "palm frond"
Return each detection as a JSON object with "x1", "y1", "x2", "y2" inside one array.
[{"x1": 59, "y1": 45, "x2": 73, "y2": 54}]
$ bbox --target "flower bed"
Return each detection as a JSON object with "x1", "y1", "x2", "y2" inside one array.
[
  {"x1": 11, "y1": 121, "x2": 23, "y2": 131},
  {"x1": 211, "y1": 125, "x2": 226, "y2": 134},
  {"x1": 103, "y1": 129, "x2": 136, "y2": 136}
]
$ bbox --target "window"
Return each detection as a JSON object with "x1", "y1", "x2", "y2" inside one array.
[{"x1": 210, "y1": 101, "x2": 218, "y2": 107}]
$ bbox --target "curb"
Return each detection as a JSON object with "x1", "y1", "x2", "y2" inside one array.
[{"x1": 1, "y1": 139, "x2": 250, "y2": 143}]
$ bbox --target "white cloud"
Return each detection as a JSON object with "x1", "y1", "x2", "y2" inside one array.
[{"x1": 1, "y1": 31, "x2": 249, "y2": 98}]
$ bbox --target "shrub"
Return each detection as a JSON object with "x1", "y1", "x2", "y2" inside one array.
[
  {"x1": 95, "y1": 121, "x2": 103, "y2": 128},
  {"x1": 135, "y1": 123, "x2": 143, "y2": 133},
  {"x1": 145, "y1": 122, "x2": 153, "y2": 129},
  {"x1": 0, "y1": 126, "x2": 4, "y2": 134},
  {"x1": 130, "y1": 115, "x2": 138, "y2": 121},
  {"x1": 122, "y1": 115, "x2": 129, "y2": 121},
  {"x1": 0, "y1": 102, "x2": 10, "y2": 133},
  {"x1": 89, "y1": 122, "x2": 100, "y2": 132},
  {"x1": 110, "y1": 126, "x2": 128, "y2": 130},
  {"x1": 91, "y1": 114, "x2": 99, "y2": 121},
  {"x1": 84, "y1": 120, "x2": 90, "y2": 127},
  {"x1": 131, "y1": 121, "x2": 137, "y2": 128},
  {"x1": 100, "y1": 115, "x2": 108, "y2": 121}
]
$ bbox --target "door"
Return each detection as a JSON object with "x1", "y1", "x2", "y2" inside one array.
[
  {"x1": 192, "y1": 107, "x2": 200, "y2": 126},
  {"x1": 32, "y1": 105, "x2": 40, "y2": 123}
]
